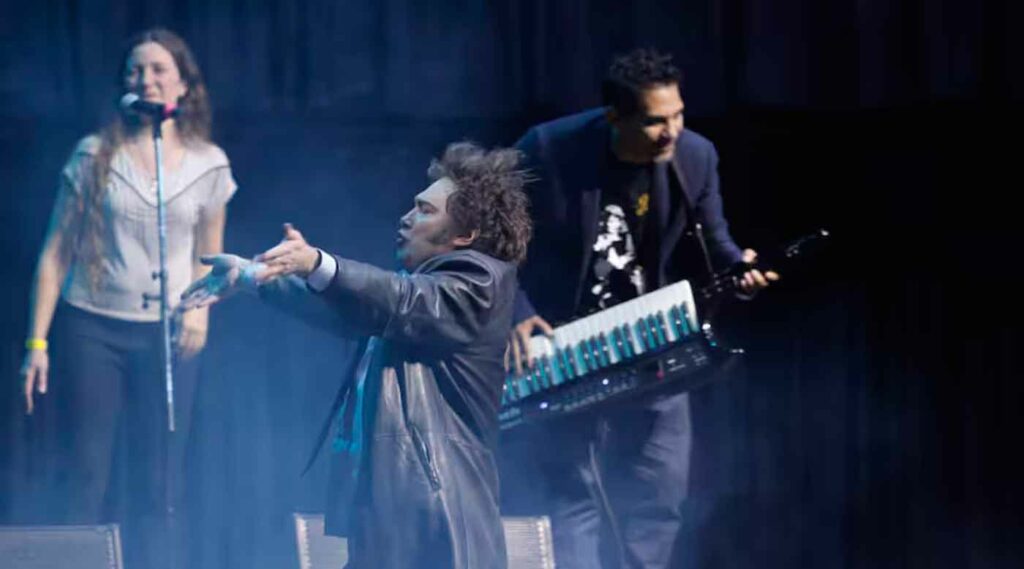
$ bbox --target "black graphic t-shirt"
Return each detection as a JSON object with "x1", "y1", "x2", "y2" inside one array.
[{"x1": 579, "y1": 157, "x2": 654, "y2": 316}]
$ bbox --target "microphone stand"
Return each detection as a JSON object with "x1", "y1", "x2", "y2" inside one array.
[
  {"x1": 151, "y1": 116, "x2": 177, "y2": 434},
  {"x1": 141, "y1": 110, "x2": 179, "y2": 569}
]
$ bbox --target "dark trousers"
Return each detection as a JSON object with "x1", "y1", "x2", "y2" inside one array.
[
  {"x1": 48, "y1": 302, "x2": 199, "y2": 569},
  {"x1": 500, "y1": 392, "x2": 692, "y2": 569}
]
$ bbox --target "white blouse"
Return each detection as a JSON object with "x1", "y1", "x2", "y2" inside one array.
[{"x1": 59, "y1": 135, "x2": 238, "y2": 322}]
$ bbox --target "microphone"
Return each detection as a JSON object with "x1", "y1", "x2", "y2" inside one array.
[{"x1": 119, "y1": 93, "x2": 178, "y2": 119}]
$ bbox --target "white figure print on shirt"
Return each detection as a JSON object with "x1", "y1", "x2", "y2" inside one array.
[{"x1": 590, "y1": 204, "x2": 645, "y2": 309}]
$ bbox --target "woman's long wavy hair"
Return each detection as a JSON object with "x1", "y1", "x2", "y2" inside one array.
[{"x1": 77, "y1": 28, "x2": 212, "y2": 287}]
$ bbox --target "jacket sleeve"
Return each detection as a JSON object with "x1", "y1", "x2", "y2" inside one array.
[
  {"x1": 512, "y1": 288, "x2": 537, "y2": 323},
  {"x1": 313, "y1": 254, "x2": 502, "y2": 348},
  {"x1": 695, "y1": 142, "x2": 744, "y2": 269},
  {"x1": 256, "y1": 274, "x2": 354, "y2": 337},
  {"x1": 511, "y1": 127, "x2": 550, "y2": 324}
]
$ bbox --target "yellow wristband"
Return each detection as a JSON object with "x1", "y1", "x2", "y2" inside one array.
[{"x1": 26, "y1": 338, "x2": 48, "y2": 351}]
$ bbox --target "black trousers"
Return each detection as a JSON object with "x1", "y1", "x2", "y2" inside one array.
[{"x1": 49, "y1": 302, "x2": 199, "y2": 569}]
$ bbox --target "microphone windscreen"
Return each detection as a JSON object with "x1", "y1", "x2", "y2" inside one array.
[{"x1": 119, "y1": 92, "x2": 141, "y2": 110}]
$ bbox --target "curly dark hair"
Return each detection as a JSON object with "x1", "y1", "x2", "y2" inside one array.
[
  {"x1": 427, "y1": 142, "x2": 533, "y2": 265},
  {"x1": 601, "y1": 48, "x2": 682, "y2": 116}
]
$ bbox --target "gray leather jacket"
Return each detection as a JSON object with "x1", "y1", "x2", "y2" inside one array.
[{"x1": 260, "y1": 249, "x2": 515, "y2": 569}]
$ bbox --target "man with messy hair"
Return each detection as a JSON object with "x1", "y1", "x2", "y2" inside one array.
[{"x1": 181, "y1": 142, "x2": 532, "y2": 569}]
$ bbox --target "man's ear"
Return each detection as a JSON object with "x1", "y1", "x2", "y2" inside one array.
[{"x1": 452, "y1": 228, "x2": 480, "y2": 248}]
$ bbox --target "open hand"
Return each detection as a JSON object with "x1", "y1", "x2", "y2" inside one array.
[
  {"x1": 180, "y1": 253, "x2": 252, "y2": 311},
  {"x1": 253, "y1": 223, "x2": 319, "y2": 282}
]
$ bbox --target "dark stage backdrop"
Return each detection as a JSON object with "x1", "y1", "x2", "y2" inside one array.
[{"x1": 1, "y1": 1, "x2": 1021, "y2": 568}]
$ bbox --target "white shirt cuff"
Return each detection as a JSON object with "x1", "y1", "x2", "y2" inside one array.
[{"x1": 306, "y1": 249, "x2": 337, "y2": 292}]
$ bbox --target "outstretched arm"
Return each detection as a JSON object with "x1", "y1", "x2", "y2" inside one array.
[
  {"x1": 179, "y1": 252, "x2": 356, "y2": 337},
  {"x1": 254, "y1": 224, "x2": 505, "y2": 347}
]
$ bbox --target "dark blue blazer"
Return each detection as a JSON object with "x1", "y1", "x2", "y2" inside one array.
[{"x1": 514, "y1": 108, "x2": 744, "y2": 324}]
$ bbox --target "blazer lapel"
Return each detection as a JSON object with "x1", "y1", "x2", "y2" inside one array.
[
  {"x1": 660, "y1": 152, "x2": 697, "y2": 267},
  {"x1": 573, "y1": 185, "x2": 602, "y2": 313}
]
